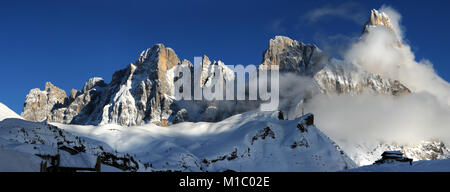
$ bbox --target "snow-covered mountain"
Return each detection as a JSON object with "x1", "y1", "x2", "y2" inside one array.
[
  {"x1": 0, "y1": 118, "x2": 136, "y2": 172},
  {"x1": 21, "y1": 35, "x2": 410, "y2": 127},
  {"x1": 259, "y1": 35, "x2": 324, "y2": 76},
  {"x1": 20, "y1": 8, "x2": 411, "y2": 127},
  {"x1": 362, "y1": 9, "x2": 396, "y2": 35},
  {"x1": 343, "y1": 140, "x2": 450, "y2": 166},
  {"x1": 5, "y1": 8, "x2": 448, "y2": 172},
  {"x1": 259, "y1": 35, "x2": 410, "y2": 97},
  {"x1": 256, "y1": 9, "x2": 448, "y2": 167},
  {"x1": 314, "y1": 63, "x2": 411, "y2": 96},
  {"x1": 21, "y1": 44, "x2": 239, "y2": 126},
  {"x1": 1, "y1": 109, "x2": 356, "y2": 172},
  {"x1": 52, "y1": 111, "x2": 355, "y2": 171}
]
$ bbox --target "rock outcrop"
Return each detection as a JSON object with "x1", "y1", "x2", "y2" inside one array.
[
  {"x1": 362, "y1": 9, "x2": 402, "y2": 47},
  {"x1": 22, "y1": 82, "x2": 68, "y2": 122},
  {"x1": 362, "y1": 9, "x2": 396, "y2": 34},
  {"x1": 260, "y1": 36, "x2": 324, "y2": 76},
  {"x1": 21, "y1": 9, "x2": 412, "y2": 126},
  {"x1": 259, "y1": 36, "x2": 410, "y2": 96},
  {"x1": 314, "y1": 64, "x2": 411, "y2": 96},
  {"x1": 21, "y1": 44, "x2": 239, "y2": 126}
]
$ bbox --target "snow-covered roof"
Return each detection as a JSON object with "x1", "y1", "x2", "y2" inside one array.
[
  {"x1": 381, "y1": 151, "x2": 404, "y2": 158},
  {"x1": 383, "y1": 151, "x2": 403, "y2": 155}
]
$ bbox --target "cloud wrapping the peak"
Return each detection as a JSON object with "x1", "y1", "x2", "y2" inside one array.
[
  {"x1": 296, "y1": 6, "x2": 450, "y2": 164},
  {"x1": 345, "y1": 6, "x2": 450, "y2": 106},
  {"x1": 379, "y1": 5, "x2": 404, "y2": 41}
]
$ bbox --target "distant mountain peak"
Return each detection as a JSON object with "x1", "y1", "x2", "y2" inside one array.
[
  {"x1": 363, "y1": 9, "x2": 395, "y2": 34},
  {"x1": 21, "y1": 43, "x2": 237, "y2": 126},
  {"x1": 260, "y1": 36, "x2": 323, "y2": 75}
]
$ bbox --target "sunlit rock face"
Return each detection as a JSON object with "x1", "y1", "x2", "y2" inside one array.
[
  {"x1": 362, "y1": 9, "x2": 396, "y2": 34},
  {"x1": 21, "y1": 9, "x2": 412, "y2": 126},
  {"x1": 22, "y1": 82, "x2": 67, "y2": 122},
  {"x1": 314, "y1": 64, "x2": 411, "y2": 96},
  {"x1": 258, "y1": 35, "x2": 410, "y2": 97},
  {"x1": 22, "y1": 79, "x2": 108, "y2": 124},
  {"x1": 21, "y1": 44, "x2": 238, "y2": 126},
  {"x1": 260, "y1": 36, "x2": 324, "y2": 76},
  {"x1": 21, "y1": 44, "x2": 183, "y2": 126},
  {"x1": 362, "y1": 9, "x2": 402, "y2": 47}
]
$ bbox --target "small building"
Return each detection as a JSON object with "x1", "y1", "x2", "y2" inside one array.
[{"x1": 374, "y1": 151, "x2": 413, "y2": 165}]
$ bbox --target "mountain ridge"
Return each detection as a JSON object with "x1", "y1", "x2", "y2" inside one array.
[{"x1": 21, "y1": 34, "x2": 411, "y2": 126}]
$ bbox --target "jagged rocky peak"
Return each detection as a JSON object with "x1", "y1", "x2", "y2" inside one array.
[
  {"x1": 198, "y1": 55, "x2": 235, "y2": 88},
  {"x1": 22, "y1": 82, "x2": 67, "y2": 122},
  {"x1": 69, "y1": 89, "x2": 79, "y2": 100},
  {"x1": 362, "y1": 8, "x2": 402, "y2": 47},
  {"x1": 43, "y1": 82, "x2": 67, "y2": 101},
  {"x1": 135, "y1": 44, "x2": 181, "y2": 95},
  {"x1": 314, "y1": 64, "x2": 411, "y2": 96},
  {"x1": 137, "y1": 44, "x2": 180, "y2": 72},
  {"x1": 20, "y1": 43, "x2": 193, "y2": 126},
  {"x1": 200, "y1": 55, "x2": 212, "y2": 86},
  {"x1": 22, "y1": 78, "x2": 108, "y2": 124},
  {"x1": 82, "y1": 77, "x2": 106, "y2": 93},
  {"x1": 93, "y1": 44, "x2": 184, "y2": 126},
  {"x1": 258, "y1": 35, "x2": 410, "y2": 96},
  {"x1": 363, "y1": 9, "x2": 395, "y2": 34},
  {"x1": 260, "y1": 36, "x2": 324, "y2": 75}
]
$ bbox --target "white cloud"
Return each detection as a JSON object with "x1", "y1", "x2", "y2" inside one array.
[
  {"x1": 307, "y1": 92, "x2": 450, "y2": 145},
  {"x1": 301, "y1": 5, "x2": 450, "y2": 156},
  {"x1": 305, "y1": 2, "x2": 366, "y2": 24},
  {"x1": 344, "y1": 6, "x2": 450, "y2": 106}
]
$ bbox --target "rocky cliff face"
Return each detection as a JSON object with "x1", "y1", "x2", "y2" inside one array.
[
  {"x1": 260, "y1": 36, "x2": 324, "y2": 76},
  {"x1": 92, "y1": 44, "x2": 182, "y2": 126},
  {"x1": 22, "y1": 82, "x2": 68, "y2": 122},
  {"x1": 314, "y1": 64, "x2": 411, "y2": 96},
  {"x1": 362, "y1": 9, "x2": 402, "y2": 47},
  {"x1": 21, "y1": 44, "x2": 239, "y2": 126},
  {"x1": 21, "y1": 9, "x2": 412, "y2": 126},
  {"x1": 362, "y1": 9, "x2": 396, "y2": 34},
  {"x1": 22, "y1": 44, "x2": 188, "y2": 126},
  {"x1": 21, "y1": 35, "x2": 410, "y2": 126},
  {"x1": 259, "y1": 9, "x2": 410, "y2": 97},
  {"x1": 259, "y1": 36, "x2": 410, "y2": 96}
]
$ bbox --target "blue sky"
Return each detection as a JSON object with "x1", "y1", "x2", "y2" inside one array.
[{"x1": 1, "y1": 0, "x2": 449, "y2": 113}]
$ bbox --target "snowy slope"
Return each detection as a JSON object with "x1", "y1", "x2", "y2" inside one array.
[
  {"x1": 0, "y1": 148, "x2": 40, "y2": 172},
  {"x1": 0, "y1": 118, "x2": 137, "y2": 172},
  {"x1": 0, "y1": 102, "x2": 356, "y2": 172},
  {"x1": 0, "y1": 102, "x2": 22, "y2": 121},
  {"x1": 53, "y1": 111, "x2": 356, "y2": 172},
  {"x1": 347, "y1": 158, "x2": 450, "y2": 172}
]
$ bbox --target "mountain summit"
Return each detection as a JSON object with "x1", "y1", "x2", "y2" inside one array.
[
  {"x1": 20, "y1": 9, "x2": 411, "y2": 126},
  {"x1": 21, "y1": 44, "x2": 238, "y2": 126},
  {"x1": 362, "y1": 9, "x2": 396, "y2": 34},
  {"x1": 21, "y1": 35, "x2": 410, "y2": 126},
  {"x1": 259, "y1": 36, "x2": 323, "y2": 76}
]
